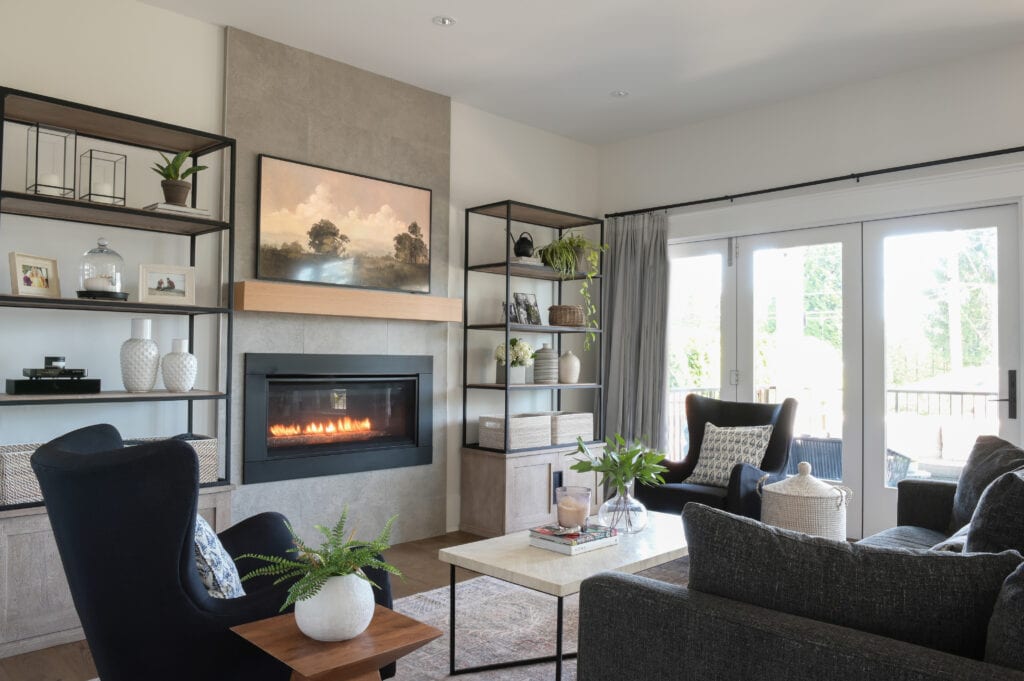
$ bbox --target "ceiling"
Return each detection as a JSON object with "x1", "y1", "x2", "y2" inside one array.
[{"x1": 142, "y1": 0, "x2": 1024, "y2": 145}]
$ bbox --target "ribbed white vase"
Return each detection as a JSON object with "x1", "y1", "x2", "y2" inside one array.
[
  {"x1": 120, "y1": 318, "x2": 160, "y2": 393},
  {"x1": 161, "y1": 338, "x2": 198, "y2": 392},
  {"x1": 294, "y1": 573, "x2": 375, "y2": 641}
]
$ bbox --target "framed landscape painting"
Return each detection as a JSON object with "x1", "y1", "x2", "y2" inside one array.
[{"x1": 257, "y1": 155, "x2": 432, "y2": 293}]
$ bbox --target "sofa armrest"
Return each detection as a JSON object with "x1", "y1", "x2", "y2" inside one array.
[
  {"x1": 578, "y1": 572, "x2": 1022, "y2": 681},
  {"x1": 724, "y1": 462, "x2": 768, "y2": 519},
  {"x1": 897, "y1": 479, "x2": 957, "y2": 532}
]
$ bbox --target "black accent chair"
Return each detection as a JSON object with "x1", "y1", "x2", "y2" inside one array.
[
  {"x1": 637, "y1": 394, "x2": 798, "y2": 519},
  {"x1": 30, "y1": 424, "x2": 395, "y2": 681}
]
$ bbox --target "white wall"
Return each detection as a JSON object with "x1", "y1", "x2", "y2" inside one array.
[
  {"x1": 446, "y1": 101, "x2": 600, "y2": 530},
  {"x1": 600, "y1": 43, "x2": 1024, "y2": 219}
]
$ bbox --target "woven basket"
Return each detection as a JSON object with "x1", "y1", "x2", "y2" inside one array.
[
  {"x1": 479, "y1": 414, "x2": 552, "y2": 450},
  {"x1": 125, "y1": 436, "x2": 220, "y2": 483},
  {"x1": 548, "y1": 305, "x2": 584, "y2": 327},
  {"x1": 760, "y1": 462, "x2": 853, "y2": 541},
  {"x1": 520, "y1": 411, "x2": 594, "y2": 445}
]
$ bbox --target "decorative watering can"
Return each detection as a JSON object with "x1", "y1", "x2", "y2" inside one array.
[{"x1": 511, "y1": 231, "x2": 534, "y2": 257}]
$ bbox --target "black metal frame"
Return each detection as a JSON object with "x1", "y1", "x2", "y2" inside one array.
[
  {"x1": 448, "y1": 564, "x2": 576, "y2": 680},
  {"x1": 462, "y1": 200, "x2": 606, "y2": 453},
  {"x1": 0, "y1": 86, "x2": 237, "y2": 509}
]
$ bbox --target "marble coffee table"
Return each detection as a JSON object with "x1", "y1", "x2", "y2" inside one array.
[{"x1": 438, "y1": 511, "x2": 688, "y2": 680}]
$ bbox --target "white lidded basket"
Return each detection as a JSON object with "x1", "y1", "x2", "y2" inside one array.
[{"x1": 761, "y1": 462, "x2": 853, "y2": 541}]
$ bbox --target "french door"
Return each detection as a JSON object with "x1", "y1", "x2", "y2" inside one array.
[{"x1": 667, "y1": 205, "x2": 1020, "y2": 536}]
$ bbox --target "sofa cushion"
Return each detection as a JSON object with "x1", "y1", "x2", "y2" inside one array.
[
  {"x1": 855, "y1": 525, "x2": 948, "y2": 551},
  {"x1": 952, "y1": 436, "x2": 1024, "y2": 531},
  {"x1": 986, "y1": 560, "x2": 1024, "y2": 670},
  {"x1": 688, "y1": 423, "x2": 773, "y2": 487},
  {"x1": 683, "y1": 503, "x2": 1021, "y2": 659},
  {"x1": 931, "y1": 524, "x2": 970, "y2": 552},
  {"x1": 194, "y1": 514, "x2": 246, "y2": 599},
  {"x1": 966, "y1": 471, "x2": 1024, "y2": 554}
]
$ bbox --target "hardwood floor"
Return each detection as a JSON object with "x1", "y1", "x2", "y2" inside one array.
[{"x1": 0, "y1": 530, "x2": 481, "y2": 681}]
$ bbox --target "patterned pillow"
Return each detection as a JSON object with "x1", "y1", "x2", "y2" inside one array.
[
  {"x1": 688, "y1": 423, "x2": 774, "y2": 487},
  {"x1": 194, "y1": 514, "x2": 246, "y2": 599}
]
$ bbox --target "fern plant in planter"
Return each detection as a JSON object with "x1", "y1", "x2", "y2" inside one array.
[
  {"x1": 537, "y1": 233, "x2": 608, "y2": 350},
  {"x1": 237, "y1": 507, "x2": 401, "y2": 641}
]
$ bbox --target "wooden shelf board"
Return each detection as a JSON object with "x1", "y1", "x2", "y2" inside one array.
[
  {"x1": 466, "y1": 382, "x2": 601, "y2": 391},
  {"x1": 1, "y1": 191, "x2": 227, "y2": 236},
  {"x1": 0, "y1": 389, "x2": 226, "y2": 406},
  {"x1": 463, "y1": 440, "x2": 603, "y2": 455},
  {"x1": 468, "y1": 261, "x2": 598, "y2": 281},
  {"x1": 0, "y1": 294, "x2": 228, "y2": 315},
  {"x1": 467, "y1": 323, "x2": 599, "y2": 334},
  {"x1": 234, "y1": 280, "x2": 462, "y2": 322},
  {"x1": 467, "y1": 200, "x2": 601, "y2": 230}
]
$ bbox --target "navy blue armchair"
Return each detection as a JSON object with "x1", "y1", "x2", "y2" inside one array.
[{"x1": 30, "y1": 424, "x2": 394, "y2": 681}]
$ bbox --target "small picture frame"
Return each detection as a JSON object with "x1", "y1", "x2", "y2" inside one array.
[
  {"x1": 502, "y1": 301, "x2": 523, "y2": 324},
  {"x1": 9, "y1": 252, "x2": 61, "y2": 298},
  {"x1": 138, "y1": 264, "x2": 196, "y2": 305},
  {"x1": 514, "y1": 292, "x2": 542, "y2": 325}
]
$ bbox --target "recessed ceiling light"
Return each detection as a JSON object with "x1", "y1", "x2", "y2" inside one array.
[
  {"x1": 609, "y1": 90, "x2": 630, "y2": 98},
  {"x1": 433, "y1": 16, "x2": 456, "y2": 26}
]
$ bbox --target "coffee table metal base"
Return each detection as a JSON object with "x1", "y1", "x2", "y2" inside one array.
[{"x1": 448, "y1": 565, "x2": 576, "y2": 680}]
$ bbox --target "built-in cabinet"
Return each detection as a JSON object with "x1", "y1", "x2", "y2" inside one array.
[
  {"x1": 460, "y1": 200, "x2": 606, "y2": 535},
  {"x1": 0, "y1": 87, "x2": 235, "y2": 654}
]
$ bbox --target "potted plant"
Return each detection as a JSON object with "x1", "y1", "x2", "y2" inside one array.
[
  {"x1": 537, "y1": 232, "x2": 608, "y2": 350},
  {"x1": 570, "y1": 434, "x2": 667, "y2": 533},
  {"x1": 238, "y1": 508, "x2": 401, "y2": 641},
  {"x1": 494, "y1": 337, "x2": 534, "y2": 384},
  {"x1": 151, "y1": 150, "x2": 207, "y2": 206}
]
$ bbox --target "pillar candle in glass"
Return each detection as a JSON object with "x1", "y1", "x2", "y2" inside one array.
[{"x1": 555, "y1": 486, "x2": 591, "y2": 530}]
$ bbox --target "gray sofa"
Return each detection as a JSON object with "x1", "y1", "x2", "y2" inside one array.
[{"x1": 578, "y1": 437, "x2": 1024, "y2": 681}]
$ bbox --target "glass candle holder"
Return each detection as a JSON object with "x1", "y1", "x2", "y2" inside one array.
[
  {"x1": 79, "y1": 149, "x2": 126, "y2": 205},
  {"x1": 555, "y1": 486, "x2": 591, "y2": 531},
  {"x1": 26, "y1": 124, "x2": 75, "y2": 197}
]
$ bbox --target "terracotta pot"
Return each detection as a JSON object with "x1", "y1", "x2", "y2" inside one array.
[{"x1": 161, "y1": 179, "x2": 192, "y2": 206}]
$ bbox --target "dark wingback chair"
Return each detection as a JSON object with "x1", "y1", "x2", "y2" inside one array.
[
  {"x1": 30, "y1": 424, "x2": 395, "y2": 681},
  {"x1": 637, "y1": 394, "x2": 798, "y2": 519}
]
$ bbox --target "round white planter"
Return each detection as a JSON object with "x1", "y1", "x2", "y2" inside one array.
[{"x1": 294, "y1": 573, "x2": 375, "y2": 641}]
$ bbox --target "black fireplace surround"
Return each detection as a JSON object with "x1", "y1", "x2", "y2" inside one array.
[{"x1": 243, "y1": 353, "x2": 432, "y2": 483}]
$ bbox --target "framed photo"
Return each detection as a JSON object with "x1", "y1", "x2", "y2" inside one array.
[
  {"x1": 514, "y1": 292, "x2": 542, "y2": 325},
  {"x1": 502, "y1": 301, "x2": 523, "y2": 324},
  {"x1": 256, "y1": 155, "x2": 432, "y2": 293},
  {"x1": 138, "y1": 264, "x2": 196, "y2": 305},
  {"x1": 9, "y1": 252, "x2": 61, "y2": 298}
]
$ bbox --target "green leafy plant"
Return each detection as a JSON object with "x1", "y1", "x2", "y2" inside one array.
[
  {"x1": 151, "y1": 150, "x2": 207, "y2": 181},
  {"x1": 537, "y1": 233, "x2": 608, "y2": 351},
  {"x1": 237, "y1": 507, "x2": 402, "y2": 612},
  {"x1": 570, "y1": 434, "x2": 668, "y2": 498}
]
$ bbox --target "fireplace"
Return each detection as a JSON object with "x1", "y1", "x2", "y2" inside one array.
[{"x1": 243, "y1": 354, "x2": 432, "y2": 483}]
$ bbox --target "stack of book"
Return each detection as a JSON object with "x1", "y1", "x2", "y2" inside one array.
[
  {"x1": 528, "y1": 524, "x2": 618, "y2": 555},
  {"x1": 143, "y1": 202, "x2": 212, "y2": 218}
]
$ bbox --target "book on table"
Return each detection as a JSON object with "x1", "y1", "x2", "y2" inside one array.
[
  {"x1": 529, "y1": 534, "x2": 619, "y2": 555},
  {"x1": 529, "y1": 524, "x2": 617, "y2": 545}
]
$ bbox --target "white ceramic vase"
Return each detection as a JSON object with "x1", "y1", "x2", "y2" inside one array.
[
  {"x1": 508, "y1": 364, "x2": 526, "y2": 384},
  {"x1": 162, "y1": 338, "x2": 198, "y2": 392},
  {"x1": 559, "y1": 350, "x2": 581, "y2": 383},
  {"x1": 120, "y1": 318, "x2": 160, "y2": 393},
  {"x1": 294, "y1": 573, "x2": 375, "y2": 641}
]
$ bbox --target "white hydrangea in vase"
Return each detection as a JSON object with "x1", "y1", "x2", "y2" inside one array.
[{"x1": 495, "y1": 338, "x2": 534, "y2": 384}]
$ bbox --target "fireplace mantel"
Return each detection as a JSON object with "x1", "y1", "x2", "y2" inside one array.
[{"x1": 234, "y1": 280, "x2": 462, "y2": 323}]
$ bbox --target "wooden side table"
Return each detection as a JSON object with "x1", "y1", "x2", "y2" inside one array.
[{"x1": 232, "y1": 605, "x2": 441, "y2": 681}]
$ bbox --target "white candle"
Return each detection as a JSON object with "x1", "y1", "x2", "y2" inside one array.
[
  {"x1": 84, "y1": 276, "x2": 116, "y2": 292},
  {"x1": 37, "y1": 172, "x2": 62, "y2": 196},
  {"x1": 557, "y1": 496, "x2": 588, "y2": 529},
  {"x1": 92, "y1": 181, "x2": 115, "y2": 204}
]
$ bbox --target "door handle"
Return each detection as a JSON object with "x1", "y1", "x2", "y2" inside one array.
[{"x1": 987, "y1": 369, "x2": 1017, "y2": 420}]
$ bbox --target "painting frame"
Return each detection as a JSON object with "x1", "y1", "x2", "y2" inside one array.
[
  {"x1": 256, "y1": 154, "x2": 433, "y2": 294},
  {"x1": 138, "y1": 264, "x2": 196, "y2": 305},
  {"x1": 9, "y1": 252, "x2": 61, "y2": 298}
]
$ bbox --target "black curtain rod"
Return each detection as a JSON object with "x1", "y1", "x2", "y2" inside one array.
[{"x1": 604, "y1": 143, "x2": 1024, "y2": 219}]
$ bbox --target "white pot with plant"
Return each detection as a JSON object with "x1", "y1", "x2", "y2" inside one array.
[
  {"x1": 570, "y1": 435, "x2": 668, "y2": 533},
  {"x1": 495, "y1": 337, "x2": 534, "y2": 384},
  {"x1": 151, "y1": 150, "x2": 207, "y2": 206},
  {"x1": 238, "y1": 508, "x2": 401, "y2": 641}
]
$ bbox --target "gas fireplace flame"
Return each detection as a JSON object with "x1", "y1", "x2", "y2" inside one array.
[{"x1": 269, "y1": 417, "x2": 373, "y2": 438}]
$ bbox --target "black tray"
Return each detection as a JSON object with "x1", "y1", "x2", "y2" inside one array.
[
  {"x1": 6, "y1": 378, "x2": 101, "y2": 395},
  {"x1": 77, "y1": 290, "x2": 129, "y2": 301}
]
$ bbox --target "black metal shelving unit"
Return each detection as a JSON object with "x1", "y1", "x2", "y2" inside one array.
[
  {"x1": 0, "y1": 86, "x2": 236, "y2": 509},
  {"x1": 462, "y1": 200, "x2": 605, "y2": 453}
]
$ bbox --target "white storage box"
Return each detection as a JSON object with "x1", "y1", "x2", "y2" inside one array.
[
  {"x1": 520, "y1": 411, "x2": 594, "y2": 445},
  {"x1": 479, "y1": 414, "x2": 552, "y2": 450}
]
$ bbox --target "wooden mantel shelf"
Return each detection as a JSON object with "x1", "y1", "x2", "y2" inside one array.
[{"x1": 234, "y1": 280, "x2": 463, "y2": 323}]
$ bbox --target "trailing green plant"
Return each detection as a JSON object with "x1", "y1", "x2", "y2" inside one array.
[
  {"x1": 570, "y1": 434, "x2": 667, "y2": 498},
  {"x1": 237, "y1": 507, "x2": 402, "y2": 612},
  {"x1": 151, "y1": 150, "x2": 207, "y2": 181},
  {"x1": 537, "y1": 232, "x2": 608, "y2": 351}
]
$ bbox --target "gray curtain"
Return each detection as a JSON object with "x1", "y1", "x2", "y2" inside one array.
[{"x1": 604, "y1": 212, "x2": 669, "y2": 449}]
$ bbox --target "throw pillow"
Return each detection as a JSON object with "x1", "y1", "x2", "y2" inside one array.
[
  {"x1": 194, "y1": 514, "x2": 246, "y2": 599},
  {"x1": 951, "y1": 436, "x2": 1024, "y2": 532},
  {"x1": 930, "y1": 523, "x2": 969, "y2": 552},
  {"x1": 986, "y1": 560, "x2": 1024, "y2": 671},
  {"x1": 687, "y1": 423, "x2": 773, "y2": 487},
  {"x1": 966, "y1": 471, "x2": 1024, "y2": 554},
  {"x1": 684, "y1": 503, "x2": 1021, "y2": 659}
]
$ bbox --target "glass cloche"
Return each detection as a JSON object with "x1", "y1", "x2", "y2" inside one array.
[{"x1": 78, "y1": 237, "x2": 127, "y2": 300}]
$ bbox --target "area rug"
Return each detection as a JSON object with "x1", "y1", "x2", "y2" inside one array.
[{"x1": 392, "y1": 556, "x2": 690, "y2": 680}]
